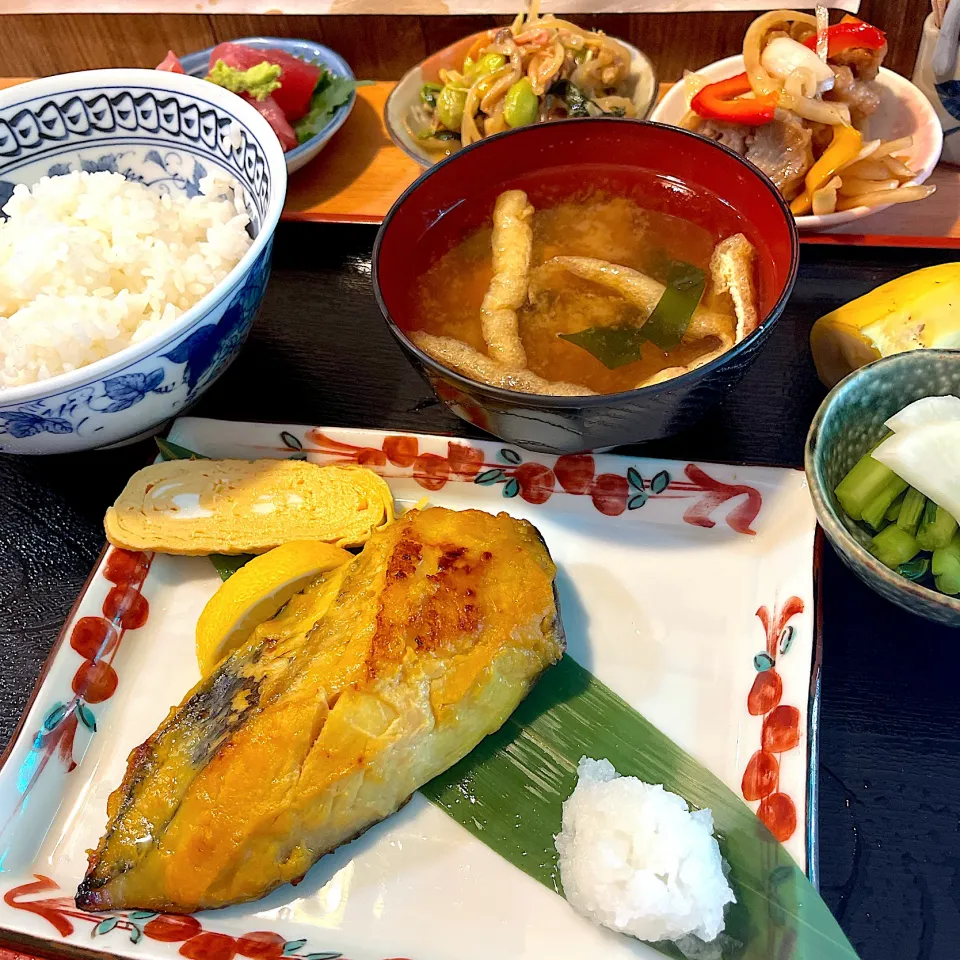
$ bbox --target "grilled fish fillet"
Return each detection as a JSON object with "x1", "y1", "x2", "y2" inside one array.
[{"x1": 76, "y1": 507, "x2": 564, "y2": 913}]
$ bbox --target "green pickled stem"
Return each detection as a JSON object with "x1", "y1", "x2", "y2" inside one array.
[
  {"x1": 861, "y1": 474, "x2": 909, "y2": 532},
  {"x1": 896, "y1": 487, "x2": 927, "y2": 535},
  {"x1": 933, "y1": 533, "x2": 960, "y2": 596},
  {"x1": 835, "y1": 453, "x2": 897, "y2": 521},
  {"x1": 885, "y1": 491, "x2": 905, "y2": 521},
  {"x1": 917, "y1": 503, "x2": 959, "y2": 551},
  {"x1": 869, "y1": 525, "x2": 920, "y2": 569}
]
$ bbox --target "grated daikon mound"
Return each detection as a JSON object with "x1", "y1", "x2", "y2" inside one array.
[{"x1": 555, "y1": 757, "x2": 735, "y2": 945}]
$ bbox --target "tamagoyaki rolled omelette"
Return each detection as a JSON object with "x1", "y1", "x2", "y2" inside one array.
[{"x1": 76, "y1": 506, "x2": 565, "y2": 913}]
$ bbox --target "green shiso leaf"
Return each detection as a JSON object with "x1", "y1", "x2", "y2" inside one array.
[
  {"x1": 422, "y1": 655, "x2": 860, "y2": 960},
  {"x1": 154, "y1": 437, "x2": 253, "y2": 581},
  {"x1": 293, "y1": 72, "x2": 372, "y2": 145}
]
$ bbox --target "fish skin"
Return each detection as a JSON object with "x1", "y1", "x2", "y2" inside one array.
[{"x1": 77, "y1": 507, "x2": 564, "y2": 913}]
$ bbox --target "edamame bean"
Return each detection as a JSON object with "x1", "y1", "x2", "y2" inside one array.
[
  {"x1": 436, "y1": 86, "x2": 468, "y2": 130},
  {"x1": 504, "y1": 78, "x2": 538, "y2": 128}
]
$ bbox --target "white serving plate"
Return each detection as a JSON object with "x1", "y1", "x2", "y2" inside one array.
[
  {"x1": 0, "y1": 417, "x2": 818, "y2": 960},
  {"x1": 651, "y1": 55, "x2": 944, "y2": 232}
]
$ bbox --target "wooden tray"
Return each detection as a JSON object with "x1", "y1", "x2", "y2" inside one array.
[{"x1": 2, "y1": 77, "x2": 958, "y2": 246}]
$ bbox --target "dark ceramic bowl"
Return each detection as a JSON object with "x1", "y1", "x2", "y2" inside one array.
[
  {"x1": 806, "y1": 349, "x2": 960, "y2": 628},
  {"x1": 373, "y1": 119, "x2": 799, "y2": 454}
]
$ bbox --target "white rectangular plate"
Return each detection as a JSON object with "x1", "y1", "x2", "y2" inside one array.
[{"x1": 0, "y1": 418, "x2": 819, "y2": 960}]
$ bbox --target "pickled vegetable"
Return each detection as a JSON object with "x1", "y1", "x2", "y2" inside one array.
[
  {"x1": 916, "y1": 501, "x2": 959, "y2": 552},
  {"x1": 896, "y1": 487, "x2": 926, "y2": 535},
  {"x1": 932, "y1": 533, "x2": 960, "y2": 595},
  {"x1": 869, "y1": 525, "x2": 919, "y2": 569},
  {"x1": 834, "y1": 452, "x2": 897, "y2": 521},
  {"x1": 861, "y1": 474, "x2": 908, "y2": 532}
]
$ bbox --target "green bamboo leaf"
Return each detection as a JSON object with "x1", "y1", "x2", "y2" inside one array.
[
  {"x1": 422, "y1": 656, "x2": 859, "y2": 960},
  {"x1": 155, "y1": 437, "x2": 207, "y2": 461},
  {"x1": 154, "y1": 437, "x2": 252, "y2": 581},
  {"x1": 211, "y1": 554, "x2": 255, "y2": 581}
]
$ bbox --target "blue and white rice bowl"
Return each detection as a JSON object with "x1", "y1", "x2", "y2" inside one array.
[{"x1": 0, "y1": 68, "x2": 287, "y2": 454}]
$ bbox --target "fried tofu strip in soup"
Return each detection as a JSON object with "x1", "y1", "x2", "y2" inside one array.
[
  {"x1": 481, "y1": 190, "x2": 534, "y2": 369},
  {"x1": 412, "y1": 332, "x2": 595, "y2": 396}
]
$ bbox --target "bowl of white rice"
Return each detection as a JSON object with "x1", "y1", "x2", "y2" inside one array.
[{"x1": 0, "y1": 68, "x2": 287, "y2": 454}]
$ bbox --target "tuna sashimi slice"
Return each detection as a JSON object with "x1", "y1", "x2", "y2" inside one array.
[
  {"x1": 242, "y1": 92, "x2": 299, "y2": 151},
  {"x1": 156, "y1": 51, "x2": 185, "y2": 73},
  {"x1": 209, "y1": 41, "x2": 321, "y2": 120}
]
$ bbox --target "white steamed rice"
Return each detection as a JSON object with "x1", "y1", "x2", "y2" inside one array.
[
  {"x1": 0, "y1": 170, "x2": 254, "y2": 388},
  {"x1": 555, "y1": 757, "x2": 735, "y2": 946}
]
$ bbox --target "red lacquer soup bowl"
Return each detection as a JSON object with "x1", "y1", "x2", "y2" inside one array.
[{"x1": 373, "y1": 119, "x2": 799, "y2": 454}]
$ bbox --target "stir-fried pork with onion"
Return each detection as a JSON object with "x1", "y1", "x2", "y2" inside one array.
[{"x1": 682, "y1": 8, "x2": 935, "y2": 217}]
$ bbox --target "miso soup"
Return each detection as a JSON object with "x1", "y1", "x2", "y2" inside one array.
[{"x1": 401, "y1": 174, "x2": 762, "y2": 397}]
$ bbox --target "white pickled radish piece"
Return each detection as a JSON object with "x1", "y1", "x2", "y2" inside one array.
[
  {"x1": 872, "y1": 421, "x2": 960, "y2": 520},
  {"x1": 885, "y1": 395, "x2": 960, "y2": 433},
  {"x1": 761, "y1": 37, "x2": 835, "y2": 94}
]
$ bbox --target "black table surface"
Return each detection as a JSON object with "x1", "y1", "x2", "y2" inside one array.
[{"x1": 1, "y1": 223, "x2": 958, "y2": 960}]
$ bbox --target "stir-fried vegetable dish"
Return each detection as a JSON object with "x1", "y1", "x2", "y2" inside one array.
[
  {"x1": 408, "y1": 2, "x2": 639, "y2": 157},
  {"x1": 682, "y1": 9, "x2": 935, "y2": 217}
]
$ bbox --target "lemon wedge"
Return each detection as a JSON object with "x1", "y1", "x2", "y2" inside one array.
[
  {"x1": 196, "y1": 540, "x2": 351, "y2": 675},
  {"x1": 810, "y1": 263, "x2": 960, "y2": 387}
]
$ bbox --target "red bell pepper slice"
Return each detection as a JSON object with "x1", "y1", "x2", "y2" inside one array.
[
  {"x1": 802, "y1": 20, "x2": 887, "y2": 58},
  {"x1": 690, "y1": 72, "x2": 778, "y2": 126}
]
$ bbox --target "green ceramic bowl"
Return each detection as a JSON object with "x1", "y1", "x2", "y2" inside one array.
[{"x1": 805, "y1": 349, "x2": 960, "y2": 628}]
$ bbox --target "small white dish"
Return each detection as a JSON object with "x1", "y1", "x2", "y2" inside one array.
[
  {"x1": 180, "y1": 37, "x2": 357, "y2": 175},
  {"x1": 651, "y1": 55, "x2": 944, "y2": 232},
  {"x1": 385, "y1": 30, "x2": 658, "y2": 168}
]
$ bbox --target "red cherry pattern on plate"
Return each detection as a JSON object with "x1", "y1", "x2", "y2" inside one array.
[
  {"x1": 741, "y1": 596, "x2": 805, "y2": 842},
  {"x1": 0, "y1": 548, "x2": 153, "y2": 849},
  {"x1": 300, "y1": 430, "x2": 760, "y2": 531},
  {"x1": 4, "y1": 875, "x2": 410, "y2": 960}
]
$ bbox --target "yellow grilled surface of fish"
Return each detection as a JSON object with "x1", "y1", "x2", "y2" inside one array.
[{"x1": 77, "y1": 507, "x2": 564, "y2": 913}]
